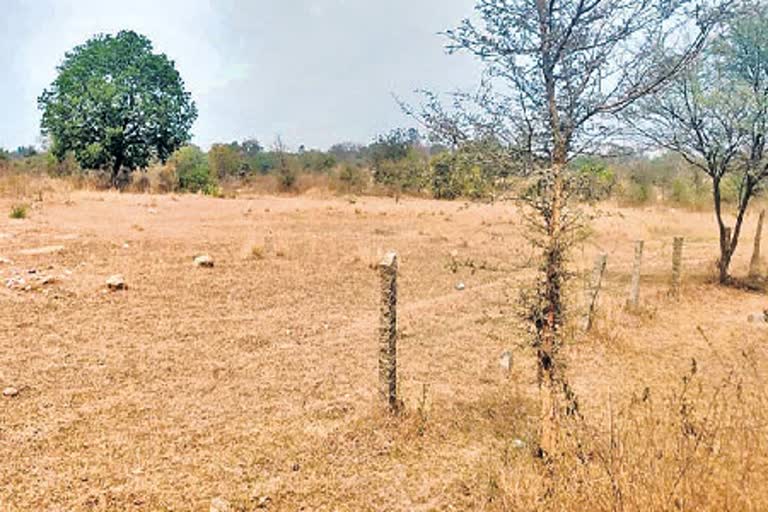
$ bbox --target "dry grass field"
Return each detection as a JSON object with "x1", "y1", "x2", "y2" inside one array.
[{"x1": 1, "y1": 186, "x2": 767, "y2": 511}]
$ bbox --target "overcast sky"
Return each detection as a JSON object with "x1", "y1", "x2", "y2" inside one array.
[{"x1": 0, "y1": 0, "x2": 481, "y2": 151}]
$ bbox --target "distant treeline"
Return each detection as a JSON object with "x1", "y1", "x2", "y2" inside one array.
[{"x1": 0, "y1": 130, "x2": 749, "y2": 207}]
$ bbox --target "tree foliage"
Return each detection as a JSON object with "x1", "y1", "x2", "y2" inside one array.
[
  {"x1": 635, "y1": 5, "x2": 768, "y2": 283},
  {"x1": 38, "y1": 30, "x2": 197, "y2": 187},
  {"x1": 409, "y1": 0, "x2": 731, "y2": 462}
]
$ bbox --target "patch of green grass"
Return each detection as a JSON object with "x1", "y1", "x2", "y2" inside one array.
[{"x1": 9, "y1": 204, "x2": 28, "y2": 219}]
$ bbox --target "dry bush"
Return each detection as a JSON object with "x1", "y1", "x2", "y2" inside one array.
[
  {"x1": 127, "y1": 164, "x2": 178, "y2": 194},
  {"x1": 0, "y1": 171, "x2": 61, "y2": 200},
  {"x1": 542, "y1": 357, "x2": 768, "y2": 511},
  {"x1": 294, "y1": 173, "x2": 332, "y2": 196}
]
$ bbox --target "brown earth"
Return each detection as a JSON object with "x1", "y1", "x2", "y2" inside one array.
[{"x1": 0, "y1": 191, "x2": 766, "y2": 511}]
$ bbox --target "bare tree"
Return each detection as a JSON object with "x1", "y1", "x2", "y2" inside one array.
[
  {"x1": 633, "y1": 7, "x2": 768, "y2": 284},
  {"x1": 409, "y1": 0, "x2": 730, "y2": 462}
]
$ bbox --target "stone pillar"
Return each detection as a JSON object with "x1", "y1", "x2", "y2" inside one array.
[
  {"x1": 671, "y1": 237, "x2": 684, "y2": 298},
  {"x1": 627, "y1": 240, "x2": 644, "y2": 310},
  {"x1": 583, "y1": 254, "x2": 607, "y2": 331},
  {"x1": 378, "y1": 251, "x2": 398, "y2": 411}
]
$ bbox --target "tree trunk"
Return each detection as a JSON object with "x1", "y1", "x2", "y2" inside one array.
[
  {"x1": 713, "y1": 178, "x2": 731, "y2": 284},
  {"x1": 112, "y1": 154, "x2": 125, "y2": 190},
  {"x1": 749, "y1": 210, "x2": 765, "y2": 278},
  {"x1": 538, "y1": 158, "x2": 565, "y2": 461}
]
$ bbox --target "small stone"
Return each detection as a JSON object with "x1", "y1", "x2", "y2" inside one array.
[
  {"x1": 748, "y1": 312, "x2": 767, "y2": 324},
  {"x1": 194, "y1": 254, "x2": 215, "y2": 268},
  {"x1": 499, "y1": 350, "x2": 513, "y2": 372},
  {"x1": 257, "y1": 496, "x2": 271, "y2": 508},
  {"x1": 106, "y1": 275, "x2": 127, "y2": 291},
  {"x1": 147, "y1": 208, "x2": 158, "y2": 214},
  {"x1": 210, "y1": 497, "x2": 231, "y2": 512},
  {"x1": 3, "y1": 387, "x2": 19, "y2": 397},
  {"x1": 0, "y1": 257, "x2": 11, "y2": 265},
  {"x1": 6, "y1": 276, "x2": 25, "y2": 289},
  {"x1": 38, "y1": 275, "x2": 57, "y2": 286},
  {"x1": 19, "y1": 245, "x2": 65, "y2": 256},
  {"x1": 511, "y1": 438, "x2": 526, "y2": 449},
  {"x1": 455, "y1": 282, "x2": 466, "y2": 291}
]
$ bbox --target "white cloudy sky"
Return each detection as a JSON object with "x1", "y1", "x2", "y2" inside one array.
[{"x1": 0, "y1": 0, "x2": 481, "y2": 151}]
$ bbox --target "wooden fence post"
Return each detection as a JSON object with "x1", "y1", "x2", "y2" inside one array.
[
  {"x1": 750, "y1": 210, "x2": 765, "y2": 278},
  {"x1": 626, "y1": 240, "x2": 644, "y2": 310},
  {"x1": 583, "y1": 254, "x2": 607, "y2": 331},
  {"x1": 671, "y1": 237, "x2": 684, "y2": 298},
  {"x1": 378, "y1": 251, "x2": 398, "y2": 412}
]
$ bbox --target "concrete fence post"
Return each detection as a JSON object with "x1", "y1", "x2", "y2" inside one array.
[
  {"x1": 671, "y1": 237, "x2": 684, "y2": 298},
  {"x1": 626, "y1": 240, "x2": 644, "y2": 310},
  {"x1": 583, "y1": 254, "x2": 607, "y2": 331},
  {"x1": 378, "y1": 251, "x2": 398, "y2": 412},
  {"x1": 750, "y1": 210, "x2": 765, "y2": 278}
]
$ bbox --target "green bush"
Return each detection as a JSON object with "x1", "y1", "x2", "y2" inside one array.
[
  {"x1": 173, "y1": 146, "x2": 217, "y2": 193},
  {"x1": 10, "y1": 204, "x2": 28, "y2": 219},
  {"x1": 620, "y1": 175, "x2": 654, "y2": 205},
  {"x1": 336, "y1": 164, "x2": 367, "y2": 193},
  {"x1": 720, "y1": 174, "x2": 741, "y2": 204},
  {"x1": 373, "y1": 147, "x2": 430, "y2": 196},
  {"x1": 573, "y1": 158, "x2": 616, "y2": 201},
  {"x1": 276, "y1": 160, "x2": 299, "y2": 191},
  {"x1": 430, "y1": 151, "x2": 494, "y2": 200},
  {"x1": 208, "y1": 144, "x2": 244, "y2": 178}
]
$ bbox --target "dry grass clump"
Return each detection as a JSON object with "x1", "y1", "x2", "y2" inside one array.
[
  {"x1": 251, "y1": 245, "x2": 265, "y2": 260},
  {"x1": 536, "y1": 360, "x2": 768, "y2": 511}
]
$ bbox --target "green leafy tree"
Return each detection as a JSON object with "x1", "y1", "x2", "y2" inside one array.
[
  {"x1": 38, "y1": 30, "x2": 197, "y2": 188},
  {"x1": 173, "y1": 145, "x2": 216, "y2": 193},
  {"x1": 208, "y1": 143, "x2": 244, "y2": 178}
]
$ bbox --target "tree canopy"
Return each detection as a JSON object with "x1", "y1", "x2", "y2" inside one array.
[{"x1": 38, "y1": 30, "x2": 197, "y2": 187}]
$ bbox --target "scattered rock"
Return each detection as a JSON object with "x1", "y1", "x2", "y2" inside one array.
[
  {"x1": 3, "y1": 387, "x2": 19, "y2": 398},
  {"x1": 0, "y1": 257, "x2": 11, "y2": 265},
  {"x1": 106, "y1": 275, "x2": 127, "y2": 291},
  {"x1": 748, "y1": 311, "x2": 768, "y2": 324},
  {"x1": 455, "y1": 282, "x2": 466, "y2": 291},
  {"x1": 210, "y1": 497, "x2": 231, "y2": 512},
  {"x1": 194, "y1": 254, "x2": 215, "y2": 268},
  {"x1": 499, "y1": 350, "x2": 513, "y2": 372},
  {"x1": 5, "y1": 276, "x2": 26, "y2": 290},
  {"x1": 511, "y1": 438, "x2": 526, "y2": 449},
  {"x1": 256, "y1": 496, "x2": 271, "y2": 508},
  {"x1": 19, "y1": 245, "x2": 65, "y2": 256}
]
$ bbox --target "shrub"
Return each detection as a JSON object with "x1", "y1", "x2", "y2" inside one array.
[
  {"x1": 276, "y1": 161, "x2": 299, "y2": 191},
  {"x1": 431, "y1": 150, "x2": 496, "y2": 200},
  {"x1": 373, "y1": 147, "x2": 431, "y2": 197},
  {"x1": 335, "y1": 164, "x2": 367, "y2": 193},
  {"x1": 617, "y1": 171, "x2": 655, "y2": 206},
  {"x1": 573, "y1": 158, "x2": 616, "y2": 202},
  {"x1": 208, "y1": 144, "x2": 244, "y2": 178},
  {"x1": 173, "y1": 146, "x2": 217, "y2": 193},
  {"x1": 10, "y1": 204, "x2": 28, "y2": 219}
]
